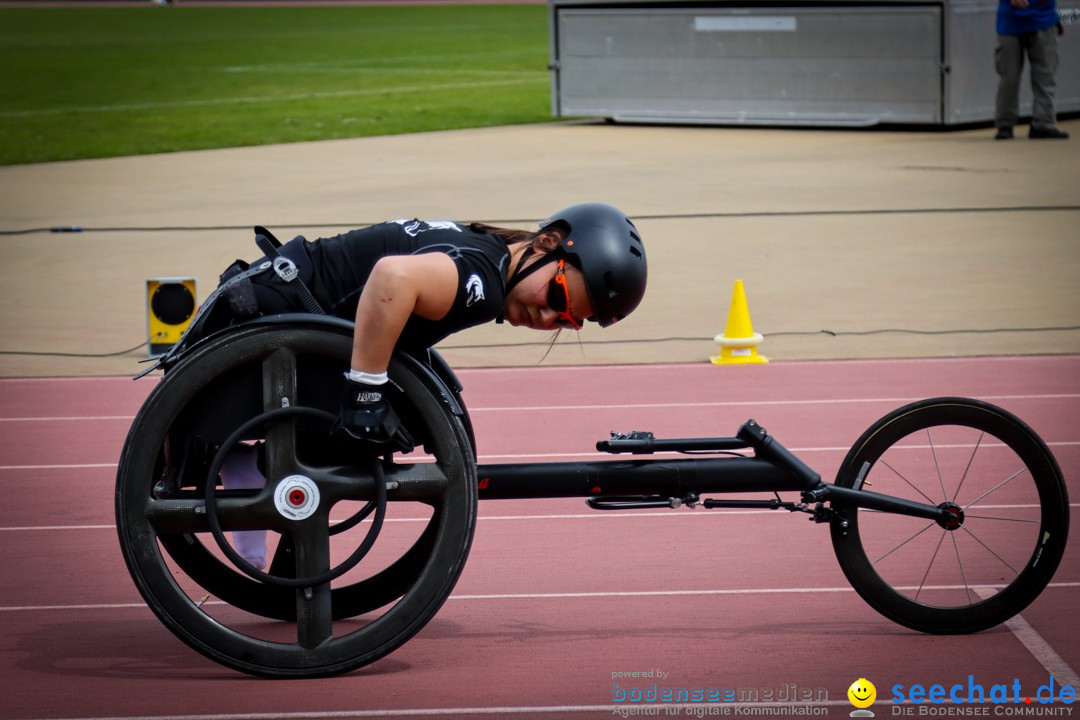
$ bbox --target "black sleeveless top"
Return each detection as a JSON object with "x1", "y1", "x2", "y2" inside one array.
[{"x1": 306, "y1": 220, "x2": 510, "y2": 351}]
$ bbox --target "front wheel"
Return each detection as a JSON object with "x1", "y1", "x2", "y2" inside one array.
[{"x1": 830, "y1": 397, "x2": 1069, "y2": 634}]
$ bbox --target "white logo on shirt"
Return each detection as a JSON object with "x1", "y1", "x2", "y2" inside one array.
[
  {"x1": 465, "y1": 274, "x2": 485, "y2": 307},
  {"x1": 394, "y1": 219, "x2": 462, "y2": 237}
]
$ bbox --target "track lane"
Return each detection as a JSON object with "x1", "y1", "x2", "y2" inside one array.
[{"x1": 0, "y1": 356, "x2": 1077, "y2": 719}]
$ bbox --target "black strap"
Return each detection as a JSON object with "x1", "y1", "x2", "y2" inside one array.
[
  {"x1": 253, "y1": 224, "x2": 282, "y2": 253},
  {"x1": 504, "y1": 249, "x2": 561, "y2": 297},
  {"x1": 494, "y1": 247, "x2": 563, "y2": 324},
  {"x1": 253, "y1": 227, "x2": 326, "y2": 316}
]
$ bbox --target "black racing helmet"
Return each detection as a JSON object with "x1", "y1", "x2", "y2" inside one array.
[{"x1": 540, "y1": 203, "x2": 647, "y2": 327}]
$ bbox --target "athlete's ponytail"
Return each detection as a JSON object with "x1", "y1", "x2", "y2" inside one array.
[{"x1": 465, "y1": 222, "x2": 537, "y2": 245}]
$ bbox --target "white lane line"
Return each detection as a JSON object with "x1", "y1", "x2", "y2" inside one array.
[
  {"x1": 450, "y1": 357, "x2": 1080, "y2": 376},
  {"x1": 0, "y1": 511, "x2": 775, "y2": 532},
  {"x1": 5, "y1": 439, "x2": 1079, "y2": 472},
  {"x1": 467, "y1": 393, "x2": 1080, "y2": 413},
  {"x1": 0, "y1": 511, "x2": 838, "y2": 532},
  {"x1": 0, "y1": 512, "x2": 809, "y2": 532},
  {"x1": 974, "y1": 587, "x2": 1080, "y2": 690},
  {"x1": 4, "y1": 582, "x2": 1078, "y2": 614},
  {"x1": 2, "y1": 504, "x2": 1071, "y2": 533},
  {"x1": 0, "y1": 463, "x2": 119, "y2": 470},
  {"x1": 2, "y1": 392, "x2": 1078, "y2": 422},
  {"x1": 2, "y1": 356, "x2": 1075, "y2": 384},
  {"x1": 0, "y1": 524, "x2": 118, "y2": 531},
  {"x1": 0, "y1": 376, "x2": 149, "y2": 384},
  {"x1": 476, "y1": 441, "x2": 1080, "y2": 461},
  {"x1": 0, "y1": 602, "x2": 149, "y2": 613},
  {"x1": 0, "y1": 416, "x2": 134, "y2": 422}
]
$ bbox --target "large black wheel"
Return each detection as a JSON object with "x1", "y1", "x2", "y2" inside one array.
[
  {"x1": 115, "y1": 323, "x2": 477, "y2": 677},
  {"x1": 830, "y1": 397, "x2": 1068, "y2": 634}
]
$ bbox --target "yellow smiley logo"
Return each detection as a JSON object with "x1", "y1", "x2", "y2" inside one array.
[{"x1": 848, "y1": 678, "x2": 877, "y2": 709}]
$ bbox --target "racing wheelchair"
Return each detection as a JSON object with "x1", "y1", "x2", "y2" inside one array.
[{"x1": 116, "y1": 312, "x2": 1070, "y2": 678}]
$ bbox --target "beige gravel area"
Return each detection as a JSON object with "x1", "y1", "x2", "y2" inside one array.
[{"x1": 1, "y1": 119, "x2": 1078, "y2": 377}]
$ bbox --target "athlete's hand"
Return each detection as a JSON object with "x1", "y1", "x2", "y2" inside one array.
[{"x1": 333, "y1": 377, "x2": 414, "y2": 453}]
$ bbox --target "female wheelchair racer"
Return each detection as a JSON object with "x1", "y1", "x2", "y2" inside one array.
[
  {"x1": 115, "y1": 204, "x2": 661, "y2": 680},
  {"x1": 185, "y1": 203, "x2": 647, "y2": 569},
  {"x1": 116, "y1": 203, "x2": 1068, "y2": 678}
]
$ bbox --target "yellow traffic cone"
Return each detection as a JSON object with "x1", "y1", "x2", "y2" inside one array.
[{"x1": 709, "y1": 280, "x2": 769, "y2": 365}]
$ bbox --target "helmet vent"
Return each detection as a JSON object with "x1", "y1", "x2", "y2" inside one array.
[
  {"x1": 629, "y1": 230, "x2": 642, "y2": 245},
  {"x1": 603, "y1": 271, "x2": 617, "y2": 298},
  {"x1": 629, "y1": 245, "x2": 642, "y2": 259}
]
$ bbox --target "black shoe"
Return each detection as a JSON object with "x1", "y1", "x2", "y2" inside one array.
[
  {"x1": 1029, "y1": 126, "x2": 1069, "y2": 139},
  {"x1": 994, "y1": 127, "x2": 1014, "y2": 140}
]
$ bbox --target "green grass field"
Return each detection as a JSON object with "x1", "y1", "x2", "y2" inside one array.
[{"x1": 0, "y1": 4, "x2": 552, "y2": 165}]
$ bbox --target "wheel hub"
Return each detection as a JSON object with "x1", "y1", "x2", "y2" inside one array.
[
  {"x1": 274, "y1": 475, "x2": 320, "y2": 521},
  {"x1": 937, "y1": 501, "x2": 965, "y2": 531}
]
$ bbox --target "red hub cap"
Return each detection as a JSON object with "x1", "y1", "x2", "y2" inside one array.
[{"x1": 938, "y1": 502, "x2": 965, "y2": 531}]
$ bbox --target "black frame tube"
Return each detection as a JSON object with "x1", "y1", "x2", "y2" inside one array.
[
  {"x1": 468, "y1": 458, "x2": 947, "y2": 524},
  {"x1": 475, "y1": 456, "x2": 814, "y2": 500},
  {"x1": 820, "y1": 484, "x2": 948, "y2": 522}
]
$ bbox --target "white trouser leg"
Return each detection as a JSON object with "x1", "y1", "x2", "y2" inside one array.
[{"x1": 220, "y1": 443, "x2": 268, "y2": 570}]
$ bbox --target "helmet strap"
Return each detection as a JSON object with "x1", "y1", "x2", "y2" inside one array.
[
  {"x1": 495, "y1": 246, "x2": 564, "y2": 324},
  {"x1": 505, "y1": 247, "x2": 562, "y2": 295}
]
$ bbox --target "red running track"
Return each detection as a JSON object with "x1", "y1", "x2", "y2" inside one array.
[{"x1": 0, "y1": 355, "x2": 1078, "y2": 720}]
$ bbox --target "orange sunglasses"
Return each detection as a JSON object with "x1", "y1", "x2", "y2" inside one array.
[{"x1": 547, "y1": 259, "x2": 583, "y2": 329}]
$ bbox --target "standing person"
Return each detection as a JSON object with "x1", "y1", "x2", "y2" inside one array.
[
  {"x1": 205, "y1": 203, "x2": 647, "y2": 568},
  {"x1": 994, "y1": 0, "x2": 1070, "y2": 140}
]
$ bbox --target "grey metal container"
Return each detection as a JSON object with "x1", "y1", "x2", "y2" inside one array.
[{"x1": 548, "y1": 0, "x2": 1080, "y2": 126}]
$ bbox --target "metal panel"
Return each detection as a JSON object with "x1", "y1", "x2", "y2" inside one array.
[
  {"x1": 943, "y1": 0, "x2": 1000, "y2": 123},
  {"x1": 550, "y1": 0, "x2": 1080, "y2": 126},
  {"x1": 554, "y1": 4, "x2": 943, "y2": 126}
]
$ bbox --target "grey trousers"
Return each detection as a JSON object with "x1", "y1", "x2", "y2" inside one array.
[{"x1": 995, "y1": 27, "x2": 1060, "y2": 129}]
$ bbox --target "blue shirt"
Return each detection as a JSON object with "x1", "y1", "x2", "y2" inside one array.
[{"x1": 997, "y1": 0, "x2": 1059, "y2": 34}]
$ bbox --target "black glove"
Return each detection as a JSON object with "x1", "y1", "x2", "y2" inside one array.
[{"x1": 333, "y1": 377, "x2": 414, "y2": 453}]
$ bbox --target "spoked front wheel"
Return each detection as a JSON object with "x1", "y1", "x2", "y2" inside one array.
[{"x1": 830, "y1": 397, "x2": 1069, "y2": 633}]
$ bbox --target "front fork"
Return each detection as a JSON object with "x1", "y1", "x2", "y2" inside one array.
[
  {"x1": 594, "y1": 419, "x2": 955, "y2": 532},
  {"x1": 740, "y1": 419, "x2": 958, "y2": 530}
]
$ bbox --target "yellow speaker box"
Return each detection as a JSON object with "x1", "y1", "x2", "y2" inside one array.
[{"x1": 147, "y1": 277, "x2": 197, "y2": 357}]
